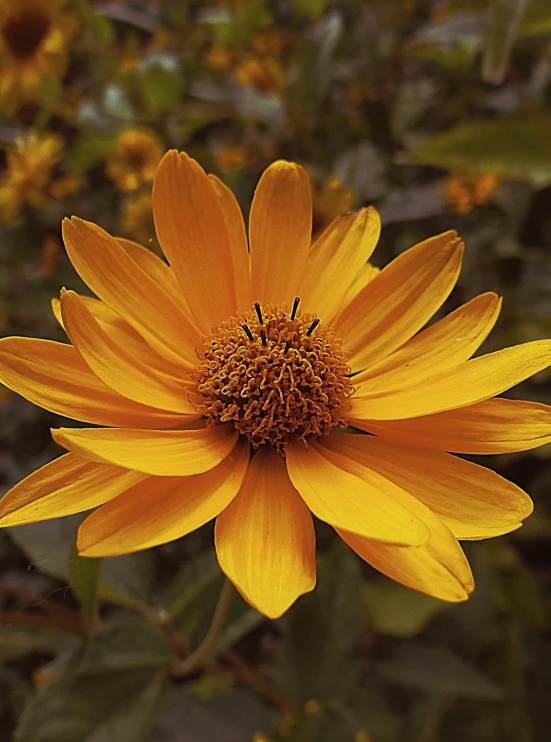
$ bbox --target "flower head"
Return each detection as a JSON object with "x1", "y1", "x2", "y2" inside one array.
[
  {"x1": 0, "y1": 151, "x2": 550, "y2": 618},
  {"x1": 106, "y1": 128, "x2": 164, "y2": 193},
  {"x1": 0, "y1": 132, "x2": 63, "y2": 223},
  {"x1": 0, "y1": 0, "x2": 77, "y2": 112},
  {"x1": 445, "y1": 172, "x2": 500, "y2": 215}
]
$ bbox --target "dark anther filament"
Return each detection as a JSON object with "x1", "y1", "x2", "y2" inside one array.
[
  {"x1": 260, "y1": 329, "x2": 267, "y2": 347},
  {"x1": 254, "y1": 302, "x2": 263, "y2": 324},
  {"x1": 290, "y1": 296, "x2": 301, "y2": 320},
  {"x1": 306, "y1": 318, "x2": 320, "y2": 336},
  {"x1": 241, "y1": 323, "x2": 254, "y2": 341}
]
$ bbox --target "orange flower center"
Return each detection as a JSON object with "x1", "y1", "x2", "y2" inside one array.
[
  {"x1": 123, "y1": 143, "x2": 149, "y2": 170},
  {"x1": 2, "y1": 7, "x2": 51, "y2": 60},
  {"x1": 194, "y1": 299, "x2": 353, "y2": 454}
]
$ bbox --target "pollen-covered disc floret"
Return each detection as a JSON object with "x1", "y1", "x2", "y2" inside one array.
[{"x1": 194, "y1": 300, "x2": 354, "y2": 454}]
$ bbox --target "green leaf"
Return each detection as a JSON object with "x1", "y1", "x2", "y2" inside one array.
[
  {"x1": 8, "y1": 515, "x2": 154, "y2": 609},
  {"x1": 482, "y1": 0, "x2": 530, "y2": 85},
  {"x1": 161, "y1": 549, "x2": 221, "y2": 626},
  {"x1": 16, "y1": 669, "x2": 165, "y2": 742},
  {"x1": 288, "y1": 12, "x2": 343, "y2": 118},
  {"x1": 293, "y1": 0, "x2": 327, "y2": 20},
  {"x1": 220, "y1": 0, "x2": 266, "y2": 47},
  {"x1": 364, "y1": 579, "x2": 447, "y2": 637},
  {"x1": 0, "y1": 625, "x2": 72, "y2": 663},
  {"x1": 103, "y1": 83, "x2": 134, "y2": 121},
  {"x1": 379, "y1": 642, "x2": 504, "y2": 700},
  {"x1": 15, "y1": 619, "x2": 172, "y2": 742},
  {"x1": 71, "y1": 619, "x2": 173, "y2": 675},
  {"x1": 139, "y1": 56, "x2": 182, "y2": 116},
  {"x1": 409, "y1": 117, "x2": 551, "y2": 187},
  {"x1": 65, "y1": 133, "x2": 118, "y2": 174},
  {"x1": 69, "y1": 543, "x2": 101, "y2": 628},
  {"x1": 270, "y1": 542, "x2": 366, "y2": 705},
  {"x1": 518, "y1": 0, "x2": 551, "y2": 36}
]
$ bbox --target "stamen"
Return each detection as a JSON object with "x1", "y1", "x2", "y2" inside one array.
[
  {"x1": 306, "y1": 318, "x2": 320, "y2": 336},
  {"x1": 195, "y1": 303, "x2": 352, "y2": 455},
  {"x1": 290, "y1": 296, "x2": 301, "y2": 320}
]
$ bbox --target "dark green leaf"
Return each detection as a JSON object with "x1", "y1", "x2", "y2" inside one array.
[
  {"x1": 139, "y1": 58, "x2": 182, "y2": 115},
  {"x1": 65, "y1": 133, "x2": 118, "y2": 174},
  {"x1": 364, "y1": 579, "x2": 447, "y2": 637},
  {"x1": 270, "y1": 543, "x2": 366, "y2": 705},
  {"x1": 482, "y1": 0, "x2": 530, "y2": 84},
  {"x1": 69, "y1": 543, "x2": 101, "y2": 628},
  {"x1": 409, "y1": 117, "x2": 551, "y2": 186},
  {"x1": 379, "y1": 643, "x2": 504, "y2": 700},
  {"x1": 16, "y1": 669, "x2": 165, "y2": 742}
]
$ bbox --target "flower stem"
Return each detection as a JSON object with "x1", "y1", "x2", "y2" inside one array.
[{"x1": 171, "y1": 576, "x2": 234, "y2": 677}]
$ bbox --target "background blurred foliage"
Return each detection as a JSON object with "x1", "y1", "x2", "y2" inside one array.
[{"x1": 1, "y1": 0, "x2": 551, "y2": 740}]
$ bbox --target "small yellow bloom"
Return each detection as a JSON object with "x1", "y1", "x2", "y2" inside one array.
[
  {"x1": 120, "y1": 192, "x2": 156, "y2": 246},
  {"x1": 106, "y1": 128, "x2": 164, "y2": 193},
  {"x1": 214, "y1": 145, "x2": 245, "y2": 176},
  {"x1": 49, "y1": 171, "x2": 83, "y2": 200},
  {"x1": 311, "y1": 175, "x2": 355, "y2": 237},
  {"x1": 40, "y1": 234, "x2": 60, "y2": 278},
  {"x1": 0, "y1": 132, "x2": 62, "y2": 223},
  {"x1": 445, "y1": 173, "x2": 500, "y2": 215},
  {"x1": 0, "y1": 0, "x2": 78, "y2": 112},
  {"x1": 304, "y1": 699, "x2": 321, "y2": 715},
  {"x1": 234, "y1": 56, "x2": 285, "y2": 96},
  {"x1": 0, "y1": 152, "x2": 549, "y2": 620}
]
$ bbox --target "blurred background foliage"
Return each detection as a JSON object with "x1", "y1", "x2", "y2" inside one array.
[{"x1": 1, "y1": 0, "x2": 551, "y2": 740}]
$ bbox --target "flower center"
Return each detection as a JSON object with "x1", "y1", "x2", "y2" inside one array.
[
  {"x1": 2, "y1": 7, "x2": 51, "y2": 60},
  {"x1": 194, "y1": 299, "x2": 353, "y2": 454},
  {"x1": 124, "y1": 144, "x2": 148, "y2": 170}
]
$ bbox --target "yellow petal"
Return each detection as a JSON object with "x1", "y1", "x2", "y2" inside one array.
[
  {"x1": 249, "y1": 161, "x2": 312, "y2": 306},
  {"x1": 62, "y1": 217, "x2": 200, "y2": 368},
  {"x1": 52, "y1": 424, "x2": 238, "y2": 476},
  {"x1": 285, "y1": 439, "x2": 430, "y2": 546},
  {"x1": 322, "y1": 433, "x2": 533, "y2": 541},
  {"x1": 208, "y1": 174, "x2": 251, "y2": 311},
  {"x1": 0, "y1": 454, "x2": 146, "y2": 526},
  {"x1": 353, "y1": 292, "x2": 501, "y2": 390},
  {"x1": 335, "y1": 231, "x2": 463, "y2": 373},
  {"x1": 116, "y1": 237, "x2": 190, "y2": 314},
  {"x1": 60, "y1": 290, "x2": 197, "y2": 415},
  {"x1": 52, "y1": 295, "x2": 188, "y2": 380},
  {"x1": 351, "y1": 340, "x2": 551, "y2": 420},
  {"x1": 342, "y1": 264, "x2": 380, "y2": 305},
  {"x1": 152, "y1": 151, "x2": 237, "y2": 333},
  {"x1": 300, "y1": 207, "x2": 381, "y2": 322},
  {"x1": 338, "y1": 522, "x2": 473, "y2": 603},
  {"x1": 0, "y1": 337, "x2": 186, "y2": 428},
  {"x1": 354, "y1": 398, "x2": 551, "y2": 454},
  {"x1": 77, "y1": 441, "x2": 250, "y2": 557},
  {"x1": 215, "y1": 447, "x2": 316, "y2": 619}
]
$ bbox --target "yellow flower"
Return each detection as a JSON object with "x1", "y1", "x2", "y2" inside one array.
[
  {"x1": 106, "y1": 128, "x2": 164, "y2": 193},
  {"x1": 311, "y1": 175, "x2": 355, "y2": 238},
  {"x1": 40, "y1": 234, "x2": 60, "y2": 278},
  {"x1": 234, "y1": 56, "x2": 285, "y2": 96},
  {"x1": 120, "y1": 192, "x2": 156, "y2": 246},
  {"x1": 0, "y1": 132, "x2": 62, "y2": 223},
  {"x1": 0, "y1": 0, "x2": 77, "y2": 112},
  {"x1": 445, "y1": 173, "x2": 500, "y2": 215},
  {"x1": 214, "y1": 145, "x2": 245, "y2": 176},
  {"x1": 0, "y1": 152, "x2": 549, "y2": 619}
]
